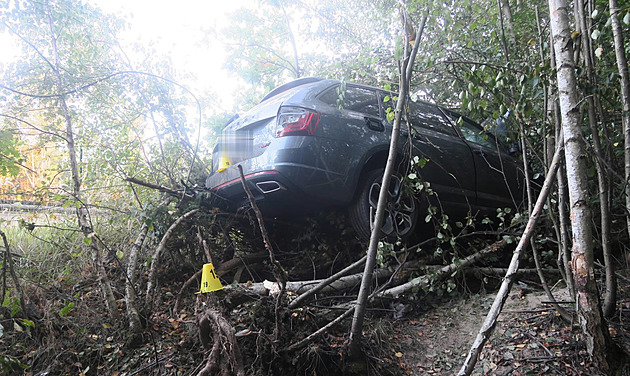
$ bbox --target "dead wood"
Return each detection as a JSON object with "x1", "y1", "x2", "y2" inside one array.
[
  {"x1": 197, "y1": 307, "x2": 245, "y2": 376},
  {"x1": 288, "y1": 255, "x2": 367, "y2": 309},
  {"x1": 237, "y1": 165, "x2": 286, "y2": 287},
  {"x1": 378, "y1": 240, "x2": 507, "y2": 298},
  {"x1": 230, "y1": 267, "x2": 393, "y2": 297},
  {"x1": 125, "y1": 177, "x2": 194, "y2": 199},
  {"x1": 126, "y1": 222, "x2": 149, "y2": 340},
  {"x1": 282, "y1": 241, "x2": 504, "y2": 352},
  {"x1": 145, "y1": 209, "x2": 199, "y2": 312},
  {"x1": 216, "y1": 253, "x2": 268, "y2": 277},
  {"x1": 238, "y1": 164, "x2": 286, "y2": 341},
  {"x1": 0, "y1": 230, "x2": 27, "y2": 319}
]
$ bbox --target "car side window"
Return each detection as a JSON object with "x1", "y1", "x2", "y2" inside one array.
[
  {"x1": 452, "y1": 115, "x2": 499, "y2": 149},
  {"x1": 319, "y1": 85, "x2": 380, "y2": 117},
  {"x1": 408, "y1": 102, "x2": 457, "y2": 136}
]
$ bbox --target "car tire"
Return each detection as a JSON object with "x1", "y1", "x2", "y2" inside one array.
[{"x1": 349, "y1": 169, "x2": 418, "y2": 241}]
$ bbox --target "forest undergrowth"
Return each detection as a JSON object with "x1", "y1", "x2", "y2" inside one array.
[{"x1": 2, "y1": 207, "x2": 630, "y2": 376}]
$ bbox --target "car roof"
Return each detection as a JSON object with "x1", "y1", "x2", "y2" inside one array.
[{"x1": 259, "y1": 77, "x2": 324, "y2": 103}]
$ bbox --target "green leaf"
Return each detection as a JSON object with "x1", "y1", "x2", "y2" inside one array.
[
  {"x1": 83, "y1": 237, "x2": 92, "y2": 245},
  {"x1": 591, "y1": 29, "x2": 600, "y2": 40},
  {"x1": 18, "y1": 319, "x2": 35, "y2": 327},
  {"x1": 59, "y1": 301, "x2": 75, "y2": 316}
]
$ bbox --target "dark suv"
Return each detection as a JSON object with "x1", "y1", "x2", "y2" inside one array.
[{"x1": 206, "y1": 77, "x2": 524, "y2": 239}]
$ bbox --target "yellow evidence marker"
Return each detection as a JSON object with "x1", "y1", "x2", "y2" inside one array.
[
  {"x1": 198, "y1": 263, "x2": 223, "y2": 293},
  {"x1": 216, "y1": 155, "x2": 231, "y2": 172}
]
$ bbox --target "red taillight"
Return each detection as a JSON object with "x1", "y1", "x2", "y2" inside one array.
[{"x1": 276, "y1": 107, "x2": 320, "y2": 137}]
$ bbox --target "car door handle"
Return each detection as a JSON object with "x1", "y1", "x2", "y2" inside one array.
[{"x1": 365, "y1": 117, "x2": 384, "y2": 132}]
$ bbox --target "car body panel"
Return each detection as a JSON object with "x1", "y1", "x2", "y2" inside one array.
[{"x1": 206, "y1": 78, "x2": 524, "y2": 219}]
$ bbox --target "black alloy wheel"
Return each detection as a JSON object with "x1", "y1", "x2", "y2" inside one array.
[{"x1": 349, "y1": 169, "x2": 418, "y2": 241}]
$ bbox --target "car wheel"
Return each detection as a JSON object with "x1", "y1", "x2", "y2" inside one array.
[{"x1": 349, "y1": 169, "x2": 418, "y2": 241}]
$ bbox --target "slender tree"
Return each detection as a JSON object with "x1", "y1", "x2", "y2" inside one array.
[
  {"x1": 548, "y1": 0, "x2": 619, "y2": 371},
  {"x1": 609, "y1": 0, "x2": 630, "y2": 240},
  {"x1": 575, "y1": 0, "x2": 616, "y2": 318},
  {"x1": 348, "y1": 10, "x2": 427, "y2": 359}
]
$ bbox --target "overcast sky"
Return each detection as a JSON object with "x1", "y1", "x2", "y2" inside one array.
[
  {"x1": 0, "y1": 1, "x2": 255, "y2": 111},
  {"x1": 87, "y1": 0, "x2": 257, "y2": 111}
]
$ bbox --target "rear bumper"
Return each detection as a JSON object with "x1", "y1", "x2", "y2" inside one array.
[
  {"x1": 206, "y1": 162, "x2": 346, "y2": 216},
  {"x1": 206, "y1": 135, "x2": 360, "y2": 214}
]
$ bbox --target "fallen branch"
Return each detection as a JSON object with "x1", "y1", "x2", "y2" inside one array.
[
  {"x1": 289, "y1": 255, "x2": 367, "y2": 309},
  {"x1": 197, "y1": 308, "x2": 245, "y2": 376},
  {"x1": 283, "y1": 240, "x2": 504, "y2": 352},
  {"x1": 145, "y1": 209, "x2": 199, "y2": 312},
  {"x1": 378, "y1": 240, "x2": 507, "y2": 298},
  {"x1": 125, "y1": 177, "x2": 194, "y2": 199},
  {"x1": 230, "y1": 267, "x2": 393, "y2": 297}
]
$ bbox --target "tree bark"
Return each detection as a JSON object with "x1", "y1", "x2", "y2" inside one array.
[
  {"x1": 609, "y1": 0, "x2": 630, "y2": 241},
  {"x1": 548, "y1": 0, "x2": 618, "y2": 371},
  {"x1": 288, "y1": 255, "x2": 366, "y2": 309},
  {"x1": 548, "y1": 32, "x2": 576, "y2": 299},
  {"x1": 379, "y1": 240, "x2": 506, "y2": 298},
  {"x1": 499, "y1": 0, "x2": 516, "y2": 44},
  {"x1": 576, "y1": 0, "x2": 616, "y2": 318},
  {"x1": 0, "y1": 230, "x2": 27, "y2": 318},
  {"x1": 126, "y1": 222, "x2": 149, "y2": 336}
]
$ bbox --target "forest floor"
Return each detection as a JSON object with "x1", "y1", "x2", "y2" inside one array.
[
  {"x1": 6, "y1": 258, "x2": 630, "y2": 375},
  {"x1": 4, "y1": 209, "x2": 630, "y2": 375},
  {"x1": 378, "y1": 285, "x2": 602, "y2": 375}
]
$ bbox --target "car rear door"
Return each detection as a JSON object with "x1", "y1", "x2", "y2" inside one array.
[{"x1": 405, "y1": 101, "x2": 476, "y2": 212}]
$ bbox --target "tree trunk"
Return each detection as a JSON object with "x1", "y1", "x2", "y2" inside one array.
[
  {"x1": 126, "y1": 222, "x2": 149, "y2": 337},
  {"x1": 609, "y1": 0, "x2": 630, "y2": 241},
  {"x1": 347, "y1": 13, "x2": 427, "y2": 358},
  {"x1": 549, "y1": 42, "x2": 576, "y2": 297},
  {"x1": 576, "y1": 0, "x2": 616, "y2": 318},
  {"x1": 145, "y1": 209, "x2": 199, "y2": 312},
  {"x1": 500, "y1": 0, "x2": 516, "y2": 43},
  {"x1": 548, "y1": 0, "x2": 618, "y2": 371},
  {"x1": 44, "y1": 2, "x2": 119, "y2": 321}
]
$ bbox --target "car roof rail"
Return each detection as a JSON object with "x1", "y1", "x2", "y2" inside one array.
[{"x1": 259, "y1": 77, "x2": 323, "y2": 103}]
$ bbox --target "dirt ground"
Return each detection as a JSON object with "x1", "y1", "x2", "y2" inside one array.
[{"x1": 378, "y1": 284, "x2": 619, "y2": 376}]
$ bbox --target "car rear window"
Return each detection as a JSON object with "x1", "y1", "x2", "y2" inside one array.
[{"x1": 319, "y1": 85, "x2": 380, "y2": 118}]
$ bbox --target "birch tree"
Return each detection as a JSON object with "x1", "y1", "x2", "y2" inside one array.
[
  {"x1": 548, "y1": 0, "x2": 620, "y2": 371},
  {"x1": 575, "y1": 0, "x2": 616, "y2": 318}
]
